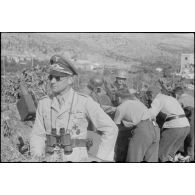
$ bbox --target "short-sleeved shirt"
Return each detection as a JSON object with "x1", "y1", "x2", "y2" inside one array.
[
  {"x1": 114, "y1": 99, "x2": 151, "y2": 126},
  {"x1": 149, "y1": 93, "x2": 190, "y2": 128}
]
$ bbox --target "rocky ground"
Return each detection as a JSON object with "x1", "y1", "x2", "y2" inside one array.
[{"x1": 1, "y1": 103, "x2": 32, "y2": 162}]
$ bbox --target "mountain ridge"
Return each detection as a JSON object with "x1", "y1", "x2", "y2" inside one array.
[{"x1": 1, "y1": 33, "x2": 194, "y2": 70}]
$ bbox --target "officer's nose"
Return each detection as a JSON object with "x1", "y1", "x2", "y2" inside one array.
[{"x1": 50, "y1": 77, "x2": 57, "y2": 84}]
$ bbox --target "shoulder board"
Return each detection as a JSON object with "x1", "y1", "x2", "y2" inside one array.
[{"x1": 76, "y1": 92, "x2": 89, "y2": 98}]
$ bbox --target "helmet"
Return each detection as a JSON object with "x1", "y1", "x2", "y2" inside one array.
[
  {"x1": 88, "y1": 76, "x2": 104, "y2": 88},
  {"x1": 116, "y1": 70, "x2": 128, "y2": 79}
]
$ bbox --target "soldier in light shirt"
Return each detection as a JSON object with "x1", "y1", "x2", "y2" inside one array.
[{"x1": 149, "y1": 81, "x2": 190, "y2": 162}]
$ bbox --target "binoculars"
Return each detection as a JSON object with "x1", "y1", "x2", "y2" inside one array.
[{"x1": 46, "y1": 128, "x2": 73, "y2": 155}]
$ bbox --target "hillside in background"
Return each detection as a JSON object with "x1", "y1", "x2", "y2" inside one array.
[{"x1": 1, "y1": 33, "x2": 194, "y2": 71}]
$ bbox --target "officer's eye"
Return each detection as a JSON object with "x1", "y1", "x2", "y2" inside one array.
[
  {"x1": 48, "y1": 75, "x2": 52, "y2": 80},
  {"x1": 48, "y1": 75, "x2": 61, "y2": 81},
  {"x1": 55, "y1": 76, "x2": 61, "y2": 81}
]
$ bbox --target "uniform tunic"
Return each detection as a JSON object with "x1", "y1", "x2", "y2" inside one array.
[{"x1": 30, "y1": 88, "x2": 118, "y2": 162}]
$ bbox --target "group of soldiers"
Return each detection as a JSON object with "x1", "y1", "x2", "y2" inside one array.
[{"x1": 30, "y1": 54, "x2": 194, "y2": 162}]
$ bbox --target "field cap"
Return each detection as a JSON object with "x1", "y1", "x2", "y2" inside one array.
[{"x1": 116, "y1": 70, "x2": 128, "y2": 79}]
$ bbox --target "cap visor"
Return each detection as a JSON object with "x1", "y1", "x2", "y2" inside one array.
[{"x1": 49, "y1": 70, "x2": 72, "y2": 77}]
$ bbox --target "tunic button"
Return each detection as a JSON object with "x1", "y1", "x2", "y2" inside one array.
[{"x1": 58, "y1": 116, "x2": 63, "y2": 119}]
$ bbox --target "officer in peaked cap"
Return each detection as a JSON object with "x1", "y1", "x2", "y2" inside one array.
[
  {"x1": 49, "y1": 54, "x2": 78, "y2": 76},
  {"x1": 30, "y1": 55, "x2": 118, "y2": 162}
]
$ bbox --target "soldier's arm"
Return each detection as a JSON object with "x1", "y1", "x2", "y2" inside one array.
[
  {"x1": 30, "y1": 100, "x2": 46, "y2": 159},
  {"x1": 114, "y1": 107, "x2": 134, "y2": 130},
  {"x1": 85, "y1": 97, "x2": 118, "y2": 161},
  {"x1": 113, "y1": 107, "x2": 124, "y2": 125},
  {"x1": 149, "y1": 98, "x2": 163, "y2": 119},
  {"x1": 101, "y1": 103, "x2": 116, "y2": 113}
]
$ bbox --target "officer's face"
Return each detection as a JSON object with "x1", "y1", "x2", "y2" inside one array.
[
  {"x1": 116, "y1": 77, "x2": 126, "y2": 86},
  {"x1": 49, "y1": 75, "x2": 73, "y2": 94}
]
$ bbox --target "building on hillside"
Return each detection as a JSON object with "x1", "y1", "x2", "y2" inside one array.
[
  {"x1": 74, "y1": 59, "x2": 104, "y2": 71},
  {"x1": 74, "y1": 60, "x2": 93, "y2": 71},
  {"x1": 1, "y1": 54, "x2": 33, "y2": 66},
  {"x1": 156, "y1": 67, "x2": 163, "y2": 72}
]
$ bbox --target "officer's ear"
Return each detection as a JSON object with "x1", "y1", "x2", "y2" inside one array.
[{"x1": 67, "y1": 76, "x2": 74, "y2": 85}]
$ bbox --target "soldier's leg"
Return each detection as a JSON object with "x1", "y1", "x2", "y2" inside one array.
[
  {"x1": 184, "y1": 110, "x2": 194, "y2": 160},
  {"x1": 126, "y1": 121, "x2": 153, "y2": 162},
  {"x1": 144, "y1": 142, "x2": 159, "y2": 162},
  {"x1": 170, "y1": 127, "x2": 190, "y2": 157},
  {"x1": 159, "y1": 128, "x2": 180, "y2": 162},
  {"x1": 159, "y1": 128, "x2": 189, "y2": 162},
  {"x1": 178, "y1": 141, "x2": 185, "y2": 155},
  {"x1": 114, "y1": 126, "x2": 132, "y2": 162},
  {"x1": 184, "y1": 134, "x2": 191, "y2": 156},
  {"x1": 192, "y1": 110, "x2": 194, "y2": 160},
  {"x1": 145, "y1": 123, "x2": 160, "y2": 162}
]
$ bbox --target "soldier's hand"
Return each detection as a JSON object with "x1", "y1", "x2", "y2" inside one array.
[
  {"x1": 88, "y1": 154, "x2": 113, "y2": 162},
  {"x1": 88, "y1": 154, "x2": 101, "y2": 162},
  {"x1": 102, "y1": 106, "x2": 116, "y2": 114}
]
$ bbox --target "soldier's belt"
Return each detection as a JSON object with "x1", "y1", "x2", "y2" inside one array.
[
  {"x1": 71, "y1": 139, "x2": 87, "y2": 148},
  {"x1": 165, "y1": 114, "x2": 186, "y2": 122}
]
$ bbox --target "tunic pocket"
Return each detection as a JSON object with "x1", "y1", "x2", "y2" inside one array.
[{"x1": 71, "y1": 112, "x2": 88, "y2": 135}]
